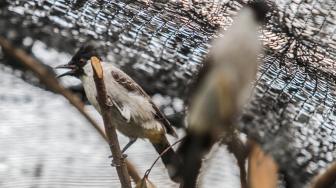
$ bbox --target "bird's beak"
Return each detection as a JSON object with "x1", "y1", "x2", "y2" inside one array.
[{"x1": 55, "y1": 64, "x2": 77, "y2": 78}]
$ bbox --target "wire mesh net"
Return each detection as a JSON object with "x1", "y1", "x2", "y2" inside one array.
[{"x1": 0, "y1": 0, "x2": 335, "y2": 187}]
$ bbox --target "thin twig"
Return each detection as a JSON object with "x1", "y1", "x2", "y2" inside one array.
[
  {"x1": 224, "y1": 133, "x2": 248, "y2": 188},
  {"x1": 247, "y1": 140, "x2": 278, "y2": 188},
  {"x1": 144, "y1": 138, "x2": 184, "y2": 178},
  {"x1": 90, "y1": 56, "x2": 132, "y2": 188},
  {"x1": 310, "y1": 162, "x2": 336, "y2": 188},
  {"x1": 0, "y1": 36, "x2": 140, "y2": 183}
]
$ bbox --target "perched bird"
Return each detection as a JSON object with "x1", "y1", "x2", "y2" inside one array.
[{"x1": 56, "y1": 45, "x2": 180, "y2": 182}]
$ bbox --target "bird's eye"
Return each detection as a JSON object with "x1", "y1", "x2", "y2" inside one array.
[{"x1": 79, "y1": 59, "x2": 85, "y2": 64}]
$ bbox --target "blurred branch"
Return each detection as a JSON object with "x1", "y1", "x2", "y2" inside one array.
[
  {"x1": 90, "y1": 56, "x2": 132, "y2": 188},
  {"x1": 310, "y1": 162, "x2": 336, "y2": 188},
  {"x1": 224, "y1": 132, "x2": 248, "y2": 188},
  {"x1": 0, "y1": 36, "x2": 140, "y2": 183},
  {"x1": 248, "y1": 140, "x2": 278, "y2": 188}
]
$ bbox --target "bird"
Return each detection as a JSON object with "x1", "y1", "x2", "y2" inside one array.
[
  {"x1": 55, "y1": 45, "x2": 181, "y2": 182},
  {"x1": 176, "y1": 1, "x2": 269, "y2": 187}
]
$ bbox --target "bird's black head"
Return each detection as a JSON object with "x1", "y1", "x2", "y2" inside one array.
[
  {"x1": 56, "y1": 45, "x2": 101, "y2": 78},
  {"x1": 247, "y1": 0, "x2": 271, "y2": 23}
]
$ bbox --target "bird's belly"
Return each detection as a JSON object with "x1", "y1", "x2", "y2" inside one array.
[
  {"x1": 109, "y1": 108, "x2": 164, "y2": 140},
  {"x1": 108, "y1": 109, "x2": 141, "y2": 138}
]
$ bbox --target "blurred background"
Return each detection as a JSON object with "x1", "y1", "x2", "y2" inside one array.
[{"x1": 0, "y1": 0, "x2": 335, "y2": 187}]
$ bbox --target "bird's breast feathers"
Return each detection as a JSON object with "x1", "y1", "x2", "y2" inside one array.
[{"x1": 80, "y1": 63, "x2": 157, "y2": 125}]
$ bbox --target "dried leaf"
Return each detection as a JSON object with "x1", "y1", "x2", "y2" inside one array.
[{"x1": 135, "y1": 177, "x2": 157, "y2": 188}]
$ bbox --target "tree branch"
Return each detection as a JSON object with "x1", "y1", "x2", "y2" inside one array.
[
  {"x1": 0, "y1": 36, "x2": 140, "y2": 184},
  {"x1": 310, "y1": 162, "x2": 336, "y2": 188},
  {"x1": 247, "y1": 140, "x2": 278, "y2": 188},
  {"x1": 0, "y1": 36, "x2": 106, "y2": 140},
  {"x1": 144, "y1": 138, "x2": 184, "y2": 179},
  {"x1": 90, "y1": 56, "x2": 132, "y2": 188}
]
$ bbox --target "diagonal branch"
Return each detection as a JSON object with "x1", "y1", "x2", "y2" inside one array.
[
  {"x1": 90, "y1": 56, "x2": 132, "y2": 188},
  {"x1": 0, "y1": 36, "x2": 105, "y2": 140}
]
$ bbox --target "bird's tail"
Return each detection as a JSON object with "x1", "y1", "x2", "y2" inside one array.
[
  {"x1": 151, "y1": 136, "x2": 182, "y2": 183},
  {"x1": 175, "y1": 131, "x2": 215, "y2": 188}
]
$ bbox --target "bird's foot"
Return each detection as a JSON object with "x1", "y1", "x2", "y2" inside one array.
[
  {"x1": 109, "y1": 154, "x2": 128, "y2": 167},
  {"x1": 108, "y1": 154, "x2": 127, "y2": 159},
  {"x1": 106, "y1": 96, "x2": 113, "y2": 107},
  {"x1": 95, "y1": 96, "x2": 114, "y2": 107},
  {"x1": 122, "y1": 153, "x2": 128, "y2": 159},
  {"x1": 110, "y1": 159, "x2": 119, "y2": 167}
]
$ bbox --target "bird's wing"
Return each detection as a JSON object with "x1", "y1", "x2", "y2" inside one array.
[
  {"x1": 110, "y1": 69, "x2": 178, "y2": 138},
  {"x1": 111, "y1": 100, "x2": 131, "y2": 123}
]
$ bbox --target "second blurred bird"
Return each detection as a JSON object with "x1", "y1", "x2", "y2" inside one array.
[{"x1": 176, "y1": 1, "x2": 268, "y2": 187}]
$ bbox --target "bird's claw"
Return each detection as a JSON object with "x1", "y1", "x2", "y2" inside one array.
[
  {"x1": 108, "y1": 154, "x2": 127, "y2": 159},
  {"x1": 121, "y1": 153, "x2": 128, "y2": 159},
  {"x1": 106, "y1": 96, "x2": 113, "y2": 107},
  {"x1": 111, "y1": 160, "x2": 120, "y2": 167},
  {"x1": 95, "y1": 96, "x2": 113, "y2": 107},
  {"x1": 109, "y1": 154, "x2": 128, "y2": 167}
]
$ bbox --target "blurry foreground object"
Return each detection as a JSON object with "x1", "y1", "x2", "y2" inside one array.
[
  {"x1": 177, "y1": 2, "x2": 267, "y2": 187},
  {"x1": 248, "y1": 141, "x2": 278, "y2": 188},
  {"x1": 136, "y1": 177, "x2": 157, "y2": 188},
  {"x1": 310, "y1": 162, "x2": 336, "y2": 188}
]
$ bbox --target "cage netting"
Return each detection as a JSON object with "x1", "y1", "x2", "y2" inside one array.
[{"x1": 0, "y1": 0, "x2": 335, "y2": 187}]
